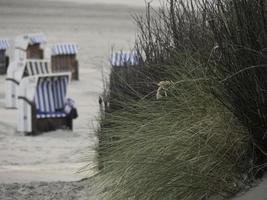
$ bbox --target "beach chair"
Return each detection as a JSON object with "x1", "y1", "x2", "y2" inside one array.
[
  {"x1": 51, "y1": 43, "x2": 79, "y2": 80},
  {"x1": 109, "y1": 51, "x2": 141, "y2": 82},
  {"x1": 17, "y1": 72, "x2": 75, "y2": 134},
  {"x1": 99, "y1": 51, "x2": 141, "y2": 112},
  {"x1": 14, "y1": 33, "x2": 46, "y2": 61},
  {"x1": 5, "y1": 59, "x2": 51, "y2": 108},
  {"x1": 110, "y1": 51, "x2": 140, "y2": 67},
  {"x1": 0, "y1": 39, "x2": 10, "y2": 74}
]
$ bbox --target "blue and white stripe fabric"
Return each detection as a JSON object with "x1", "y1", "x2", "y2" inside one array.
[
  {"x1": 0, "y1": 39, "x2": 9, "y2": 50},
  {"x1": 34, "y1": 76, "x2": 69, "y2": 119},
  {"x1": 51, "y1": 43, "x2": 78, "y2": 56},
  {"x1": 26, "y1": 60, "x2": 50, "y2": 76},
  {"x1": 110, "y1": 51, "x2": 140, "y2": 67},
  {"x1": 28, "y1": 34, "x2": 46, "y2": 45}
]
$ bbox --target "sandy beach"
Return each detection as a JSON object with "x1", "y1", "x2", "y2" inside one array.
[{"x1": 0, "y1": 0, "x2": 144, "y2": 198}]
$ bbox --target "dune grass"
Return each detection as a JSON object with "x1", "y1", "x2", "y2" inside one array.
[
  {"x1": 97, "y1": 64, "x2": 251, "y2": 200},
  {"x1": 207, "y1": 0, "x2": 267, "y2": 171},
  {"x1": 94, "y1": 0, "x2": 267, "y2": 199}
]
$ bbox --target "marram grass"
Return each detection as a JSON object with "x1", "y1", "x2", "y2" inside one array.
[
  {"x1": 93, "y1": 0, "x2": 266, "y2": 198},
  {"x1": 97, "y1": 72, "x2": 251, "y2": 200}
]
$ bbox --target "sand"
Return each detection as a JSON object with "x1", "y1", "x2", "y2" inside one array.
[
  {"x1": 0, "y1": 179, "x2": 97, "y2": 200},
  {"x1": 0, "y1": 0, "x2": 142, "y2": 198},
  {"x1": 230, "y1": 175, "x2": 267, "y2": 200}
]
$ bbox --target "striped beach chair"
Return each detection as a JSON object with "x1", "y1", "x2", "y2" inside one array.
[
  {"x1": 5, "y1": 59, "x2": 51, "y2": 108},
  {"x1": 0, "y1": 39, "x2": 10, "y2": 74},
  {"x1": 15, "y1": 33, "x2": 46, "y2": 61},
  {"x1": 51, "y1": 43, "x2": 79, "y2": 80},
  {"x1": 110, "y1": 51, "x2": 140, "y2": 67},
  {"x1": 99, "y1": 51, "x2": 141, "y2": 112},
  {"x1": 17, "y1": 73, "x2": 75, "y2": 134},
  {"x1": 109, "y1": 51, "x2": 141, "y2": 88}
]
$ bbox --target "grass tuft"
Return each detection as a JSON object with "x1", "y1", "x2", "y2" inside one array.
[{"x1": 97, "y1": 64, "x2": 252, "y2": 199}]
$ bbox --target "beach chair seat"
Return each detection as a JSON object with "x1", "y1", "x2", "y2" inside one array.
[
  {"x1": 17, "y1": 73, "x2": 76, "y2": 134},
  {"x1": 36, "y1": 111, "x2": 66, "y2": 119},
  {"x1": 6, "y1": 59, "x2": 51, "y2": 108},
  {"x1": 51, "y1": 43, "x2": 79, "y2": 80}
]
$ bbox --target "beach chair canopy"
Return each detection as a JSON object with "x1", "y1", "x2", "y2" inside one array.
[
  {"x1": 29, "y1": 34, "x2": 46, "y2": 45},
  {"x1": 24, "y1": 59, "x2": 50, "y2": 76},
  {"x1": 14, "y1": 59, "x2": 51, "y2": 83},
  {"x1": 15, "y1": 33, "x2": 46, "y2": 50},
  {"x1": 5, "y1": 60, "x2": 51, "y2": 108},
  {"x1": 51, "y1": 43, "x2": 78, "y2": 56},
  {"x1": 110, "y1": 51, "x2": 140, "y2": 67},
  {"x1": 0, "y1": 39, "x2": 9, "y2": 50},
  {"x1": 7, "y1": 59, "x2": 50, "y2": 84}
]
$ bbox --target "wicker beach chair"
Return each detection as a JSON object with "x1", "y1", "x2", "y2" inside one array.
[
  {"x1": 5, "y1": 59, "x2": 51, "y2": 108},
  {"x1": 0, "y1": 39, "x2": 10, "y2": 74},
  {"x1": 14, "y1": 33, "x2": 46, "y2": 61},
  {"x1": 99, "y1": 51, "x2": 141, "y2": 113},
  {"x1": 51, "y1": 43, "x2": 79, "y2": 80},
  {"x1": 17, "y1": 73, "x2": 75, "y2": 134},
  {"x1": 109, "y1": 51, "x2": 141, "y2": 84}
]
